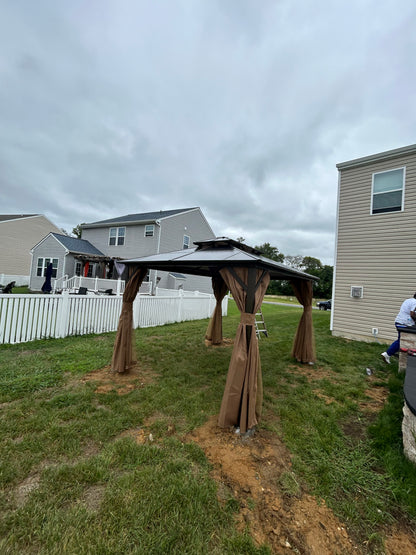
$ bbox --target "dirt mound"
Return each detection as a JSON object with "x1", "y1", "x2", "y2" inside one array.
[
  {"x1": 80, "y1": 363, "x2": 154, "y2": 395},
  {"x1": 188, "y1": 416, "x2": 357, "y2": 554}
]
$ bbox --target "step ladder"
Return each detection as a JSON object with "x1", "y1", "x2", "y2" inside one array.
[{"x1": 255, "y1": 310, "x2": 268, "y2": 338}]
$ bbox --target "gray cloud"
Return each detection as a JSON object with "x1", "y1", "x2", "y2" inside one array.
[{"x1": 1, "y1": 0, "x2": 415, "y2": 264}]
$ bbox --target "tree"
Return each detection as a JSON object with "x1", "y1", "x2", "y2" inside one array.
[
  {"x1": 301, "y1": 256, "x2": 323, "y2": 273},
  {"x1": 72, "y1": 224, "x2": 85, "y2": 239},
  {"x1": 255, "y1": 242, "x2": 284, "y2": 263},
  {"x1": 301, "y1": 256, "x2": 333, "y2": 298},
  {"x1": 284, "y1": 254, "x2": 303, "y2": 269}
]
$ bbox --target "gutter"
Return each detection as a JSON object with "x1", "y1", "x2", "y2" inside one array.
[
  {"x1": 153, "y1": 219, "x2": 161, "y2": 293},
  {"x1": 336, "y1": 143, "x2": 416, "y2": 170}
]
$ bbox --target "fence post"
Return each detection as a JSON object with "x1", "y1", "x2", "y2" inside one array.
[
  {"x1": 95, "y1": 277, "x2": 99, "y2": 292},
  {"x1": 116, "y1": 278, "x2": 121, "y2": 296},
  {"x1": 56, "y1": 290, "x2": 70, "y2": 338},
  {"x1": 177, "y1": 289, "x2": 184, "y2": 322},
  {"x1": 208, "y1": 294, "x2": 215, "y2": 318}
]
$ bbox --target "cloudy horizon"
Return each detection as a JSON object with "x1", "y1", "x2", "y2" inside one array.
[{"x1": 1, "y1": 0, "x2": 415, "y2": 265}]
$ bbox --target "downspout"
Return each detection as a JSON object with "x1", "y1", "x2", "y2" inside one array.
[
  {"x1": 330, "y1": 169, "x2": 341, "y2": 331},
  {"x1": 153, "y1": 219, "x2": 161, "y2": 294}
]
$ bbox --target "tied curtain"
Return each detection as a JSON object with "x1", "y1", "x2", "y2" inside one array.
[
  {"x1": 290, "y1": 278, "x2": 316, "y2": 364},
  {"x1": 218, "y1": 267, "x2": 270, "y2": 433},
  {"x1": 111, "y1": 267, "x2": 148, "y2": 373},
  {"x1": 205, "y1": 274, "x2": 229, "y2": 345}
]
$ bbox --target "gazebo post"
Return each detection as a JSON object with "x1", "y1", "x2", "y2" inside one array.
[{"x1": 245, "y1": 268, "x2": 256, "y2": 340}]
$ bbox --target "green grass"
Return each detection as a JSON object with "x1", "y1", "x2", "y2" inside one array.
[{"x1": 1, "y1": 302, "x2": 416, "y2": 553}]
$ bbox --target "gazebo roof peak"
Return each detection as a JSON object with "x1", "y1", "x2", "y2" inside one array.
[{"x1": 194, "y1": 237, "x2": 263, "y2": 256}]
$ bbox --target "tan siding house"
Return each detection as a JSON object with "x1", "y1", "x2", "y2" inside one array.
[
  {"x1": 332, "y1": 144, "x2": 416, "y2": 342},
  {"x1": 0, "y1": 214, "x2": 62, "y2": 285}
]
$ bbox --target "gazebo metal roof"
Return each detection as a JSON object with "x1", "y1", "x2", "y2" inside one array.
[{"x1": 122, "y1": 237, "x2": 318, "y2": 282}]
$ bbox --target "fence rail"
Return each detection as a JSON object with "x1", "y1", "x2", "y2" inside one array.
[{"x1": 0, "y1": 291, "x2": 227, "y2": 345}]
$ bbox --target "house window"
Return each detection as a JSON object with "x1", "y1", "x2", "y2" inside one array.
[
  {"x1": 183, "y1": 235, "x2": 190, "y2": 249},
  {"x1": 109, "y1": 227, "x2": 125, "y2": 246},
  {"x1": 371, "y1": 167, "x2": 405, "y2": 214},
  {"x1": 145, "y1": 225, "x2": 154, "y2": 237},
  {"x1": 75, "y1": 262, "x2": 82, "y2": 276},
  {"x1": 36, "y1": 258, "x2": 58, "y2": 278}
]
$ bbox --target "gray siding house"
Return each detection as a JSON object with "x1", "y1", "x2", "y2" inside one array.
[
  {"x1": 29, "y1": 233, "x2": 107, "y2": 292},
  {"x1": 0, "y1": 214, "x2": 63, "y2": 286},
  {"x1": 332, "y1": 143, "x2": 416, "y2": 342},
  {"x1": 81, "y1": 207, "x2": 216, "y2": 293}
]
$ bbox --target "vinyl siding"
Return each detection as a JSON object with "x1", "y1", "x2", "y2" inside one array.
[
  {"x1": 29, "y1": 235, "x2": 67, "y2": 291},
  {"x1": 157, "y1": 209, "x2": 215, "y2": 293},
  {"x1": 81, "y1": 224, "x2": 160, "y2": 259},
  {"x1": 0, "y1": 215, "x2": 62, "y2": 276},
  {"x1": 333, "y1": 149, "x2": 416, "y2": 342},
  {"x1": 158, "y1": 208, "x2": 215, "y2": 252},
  {"x1": 81, "y1": 209, "x2": 216, "y2": 293}
]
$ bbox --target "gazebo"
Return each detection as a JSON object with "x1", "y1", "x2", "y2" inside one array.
[{"x1": 111, "y1": 238, "x2": 318, "y2": 434}]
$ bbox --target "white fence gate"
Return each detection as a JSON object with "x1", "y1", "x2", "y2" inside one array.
[{"x1": 0, "y1": 291, "x2": 228, "y2": 345}]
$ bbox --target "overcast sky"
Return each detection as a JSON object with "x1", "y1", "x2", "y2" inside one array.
[{"x1": 1, "y1": 1, "x2": 415, "y2": 265}]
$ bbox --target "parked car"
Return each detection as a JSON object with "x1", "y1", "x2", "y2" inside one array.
[{"x1": 317, "y1": 299, "x2": 331, "y2": 310}]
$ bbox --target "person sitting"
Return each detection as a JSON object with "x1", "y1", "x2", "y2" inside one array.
[{"x1": 382, "y1": 293, "x2": 416, "y2": 364}]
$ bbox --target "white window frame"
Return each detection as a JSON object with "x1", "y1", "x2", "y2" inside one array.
[
  {"x1": 109, "y1": 227, "x2": 126, "y2": 246},
  {"x1": 145, "y1": 224, "x2": 154, "y2": 237},
  {"x1": 183, "y1": 234, "x2": 190, "y2": 249},
  {"x1": 36, "y1": 257, "x2": 59, "y2": 278},
  {"x1": 371, "y1": 167, "x2": 405, "y2": 215}
]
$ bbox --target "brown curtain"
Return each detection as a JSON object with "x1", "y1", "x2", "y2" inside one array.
[
  {"x1": 111, "y1": 267, "x2": 148, "y2": 373},
  {"x1": 290, "y1": 278, "x2": 316, "y2": 364},
  {"x1": 205, "y1": 274, "x2": 229, "y2": 345},
  {"x1": 217, "y1": 267, "x2": 270, "y2": 433}
]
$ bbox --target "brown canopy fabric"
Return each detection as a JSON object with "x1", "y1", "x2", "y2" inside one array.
[
  {"x1": 110, "y1": 238, "x2": 318, "y2": 431},
  {"x1": 217, "y1": 267, "x2": 270, "y2": 433},
  {"x1": 205, "y1": 274, "x2": 229, "y2": 345},
  {"x1": 111, "y1": 267, "x2": 148, "y2": 373},
  {"x1": 290, "y1": 278, "x2": 316, "y2": 364}
]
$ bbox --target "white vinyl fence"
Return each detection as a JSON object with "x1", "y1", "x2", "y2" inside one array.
[
  {"x1": 0, "y1": 274, "x2": 29, "y2": 287},
  {"x1": 0, "y1": 291, "x2": 228, "y2": 345}
]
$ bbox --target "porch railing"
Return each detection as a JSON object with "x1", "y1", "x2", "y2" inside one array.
[{"x1": 53, "y1": 275, "x2": 126, "y2": 295}]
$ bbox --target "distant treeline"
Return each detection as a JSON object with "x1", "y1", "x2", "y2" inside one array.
[{"x1": 254, "y1": 242, "x2": 333, "y2": 299}]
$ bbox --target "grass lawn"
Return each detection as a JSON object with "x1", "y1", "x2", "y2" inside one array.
[{"x1": 1, "y1": 302, "x2": 416, "y2": 553}]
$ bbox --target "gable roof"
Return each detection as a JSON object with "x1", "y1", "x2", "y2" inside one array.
[
  {"x1": 0, "y1": 214, "x2": 39, "y2": 223},
  {"x1": 50, "y1": 233, "x2": 105, "y2": 256},
  {"x1": 82, "y1": 208, "x2": 200, "y2": 228}
]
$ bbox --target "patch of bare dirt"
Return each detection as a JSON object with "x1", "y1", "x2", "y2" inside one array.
[
  {"x1": 78, "y1": 484, "x2": 106, "y2": 512},
  {"x1": 80, "y1": 363, "x2": 155, "y2": 395},
  {"x1": 14, "y1": 473, "x2": 41, "y2": 508},
  {"x1": 204, "y1": 337, "x2": 234, "y2": 348},
  {"x1": 188, "y1": 416, "x2": 416, "y2": 554},
  {"x1": 188, "y1": 416, "x2": 358, "y2": 554}
]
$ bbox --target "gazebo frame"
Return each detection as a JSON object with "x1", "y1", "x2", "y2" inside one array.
[{"x1": 111, "y1": 238, "x2": 318, "y2": 434}]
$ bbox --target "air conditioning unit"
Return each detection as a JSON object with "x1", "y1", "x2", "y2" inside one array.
[{"x1": 351, "y1": 286, "x2": 363, "y2": 298}]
